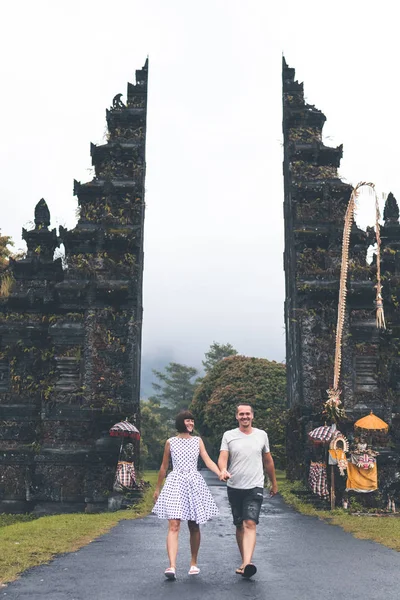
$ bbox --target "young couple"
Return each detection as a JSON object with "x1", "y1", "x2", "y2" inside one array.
[{"x1": 152, "y1": 403, "x2": 278, "y2": 580}]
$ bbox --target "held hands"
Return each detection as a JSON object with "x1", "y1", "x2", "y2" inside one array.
[{"x1": 219, "y1": 468, "x2": 231, "y2": 482}]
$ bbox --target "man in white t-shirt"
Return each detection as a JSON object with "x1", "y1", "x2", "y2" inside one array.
[{"x1": 218, "y1": 403, "x2": 278, "y2": 579}]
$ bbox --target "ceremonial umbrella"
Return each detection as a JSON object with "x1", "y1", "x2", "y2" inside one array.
[
  {"x1": 354, "y1": 410, "x2": 388, "y2": 445},
  {"x1": 109, "y1": 419, "x2": 140, "y2": 460},
  {"x1": 354, "y1": 411, "x2": 388, "y2": 433},
  {"x1": 308, "y1": 424, "x2": 336, "y2": 445}
]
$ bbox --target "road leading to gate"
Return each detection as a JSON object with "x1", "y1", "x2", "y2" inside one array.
[{"x1": 3, "y1": 472, "x2": 400, "y2": 600}]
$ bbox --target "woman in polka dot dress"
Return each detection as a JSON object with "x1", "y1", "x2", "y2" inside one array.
[{"x1": 153, "y1": 410, "x2": 229, "y2": 579}]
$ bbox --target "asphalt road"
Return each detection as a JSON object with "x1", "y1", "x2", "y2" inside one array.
[{"x1": 3, "y1": 473, "x2": 400, "y2": 600}]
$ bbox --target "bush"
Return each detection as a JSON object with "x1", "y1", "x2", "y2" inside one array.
[{"x1": 191, "y1": 356, "x2": 287, "y2": 467}]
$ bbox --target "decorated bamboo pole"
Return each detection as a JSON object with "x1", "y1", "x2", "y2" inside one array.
[
  {"x1": 330, "y1": 465, "x2": 335, "y2": 510},
  {"x1": 375, "y1": 192, "x2": 386, "y2": 329},
  {"x1": 324, "y1": 182, "x2": 386, "y2": 508},
  {"x1": 324, "y1": 182, "x2": 386, "y2": 424}
]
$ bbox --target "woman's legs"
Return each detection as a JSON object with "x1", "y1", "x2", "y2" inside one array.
[
  {"x1": 167, "y1": 519, "x2": 181, "y2": 568},
  {"x1": 187, "y1": 520, "x2": 201, "y2": 566}
]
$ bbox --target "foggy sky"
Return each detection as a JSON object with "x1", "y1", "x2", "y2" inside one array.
[{"x1": 1, "y1": 0, "x2": 398, "y2": 371}]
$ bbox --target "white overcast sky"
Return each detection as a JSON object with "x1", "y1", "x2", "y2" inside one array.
[{"x1": 1, "y1": 0, "x2": 399, "y2": 369}]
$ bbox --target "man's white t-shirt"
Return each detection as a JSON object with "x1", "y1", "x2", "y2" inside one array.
[{"x1": 220, "y1": 427, "x2": 270, "y2": 489}]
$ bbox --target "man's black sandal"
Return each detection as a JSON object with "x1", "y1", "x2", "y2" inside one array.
[{"x1": 242, "y1": 564, "x2": 257, "y2": 578}]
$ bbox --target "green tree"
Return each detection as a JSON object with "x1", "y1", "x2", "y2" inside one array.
[
  {"x1": 191, "y1": 355, "x2": 287, "y2": 467},
  {"x1": 0, "y1": 232, "x2": 13, "y2": 270},
  {"x1": 150, "y1": 362, "x2": 199, "y2": 415},
  {"x1": 202, "y1": 341, "x2": 238, "y2": 373},
  {"x1": 0, "y1": 232, "x2": 15, "y2": 297},
  {"x1": 140, "y1": 398, "x2": 173, "y2": 469}
]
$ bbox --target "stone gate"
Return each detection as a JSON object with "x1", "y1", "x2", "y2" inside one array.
[
  {"x1": 0, "y1": 60, "x2": 148, "y2": 514},
  {"x1": 282, "y1": 58, "x2": 400, "y2": 485}
]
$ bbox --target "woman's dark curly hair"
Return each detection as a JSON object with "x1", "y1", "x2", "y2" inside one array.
[{"x1": 175, "y1": 410, "x2": 194, "y2": 433}]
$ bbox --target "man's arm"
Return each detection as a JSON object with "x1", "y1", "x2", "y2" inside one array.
[
  {"x1": 218, "y1": 450, "x2": 230, "y2": 481},
  {"x1": 263, "y1": 451, "x2": 278, "y2": 496}
]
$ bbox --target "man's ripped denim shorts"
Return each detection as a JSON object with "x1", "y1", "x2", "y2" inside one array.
[{"x1": 227, "y1": 486, "x2": 264, "y2": 526}]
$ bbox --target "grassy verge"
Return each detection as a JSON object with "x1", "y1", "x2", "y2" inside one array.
[
  {"x1": 0, "y1": 514, "x2": 38, "y2": 528},
  {"x1": 276, "y1": 471, "x2": 400, "y2": 551},
  {"x1": 0, "y1": 470, "x2": 158, "y2": 585}
]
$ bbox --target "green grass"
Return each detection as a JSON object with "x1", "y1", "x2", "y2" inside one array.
[
  {"x1": 276, "y1": 471, "x2": 400, "y2": 551},
  {"x1": 0, "y1": 471, "x2": 158, "y2": 585},
  {"x1": 0, "y1": 514, "x2": 38, "y2": 528}
]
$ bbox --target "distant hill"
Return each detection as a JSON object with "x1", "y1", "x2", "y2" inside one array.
[
  {"x1": 140, "y1": 351, "x2": 175, "y2": 399},
  {"x1": 140, "y1": 351, "x2": 203, "y2": 399}
]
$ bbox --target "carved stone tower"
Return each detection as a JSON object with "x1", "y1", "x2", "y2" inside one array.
[
  {"x1": 0, "y1": 60, "x2": 148, "y2": 513},
  {"x1": 282, "y1": 58, "x2": 400, "y2": 480}
]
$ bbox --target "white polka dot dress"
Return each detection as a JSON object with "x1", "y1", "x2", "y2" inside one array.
[{"x1": 152, "y1": 436, "x2": 219, "y2": 524}]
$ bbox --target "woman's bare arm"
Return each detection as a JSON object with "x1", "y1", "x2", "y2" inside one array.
[
  {"x1": 199, "y1": 439, "x2": 230, "y2": 480},
  {"x1": 153, "y1": 440, "x2": 171, "y2": 502}
]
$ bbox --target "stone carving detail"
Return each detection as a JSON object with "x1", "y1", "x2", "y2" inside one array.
[
  {"x1": 0, "y1": 359, "x2": 9, "y2": 392},
  {"x1": 112, "y1": 126, "x2": 145, "y2": 141},
  {"x1": 127, "y1": 95, "x2": 146, "y2": 108},
  {"x1": 54, "y1": 356, "x2": 81, "y2": 392},
  {"x1": 34, "y1": 198, "x2": 51, "y2": 229},
  {"x1": 354, "y1": 355, "x2": 378, "y2": 392},
  {"x1": 383, "y1": 193, "x2": 399, "y2": 225},
  {"x1": 112, "y1": 93, "x2": 126, "y2": 109}
]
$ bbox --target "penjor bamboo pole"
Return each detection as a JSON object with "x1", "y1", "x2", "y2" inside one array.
[
  {"x1": 332, "y1": 184, "x2": 358, "y2": 391},
  {"x1": 329, "y1": 182, "x2": 385, "y2": 397},
  {"x1": 326, "y1": 182, "x2": 386, "y2": 508},
  {"x1": 375, "y1": 192, "x2": 386, "y2": 329},
  {"x1": 330, "y1": 464, "x2": 335, "y2": 511}
]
